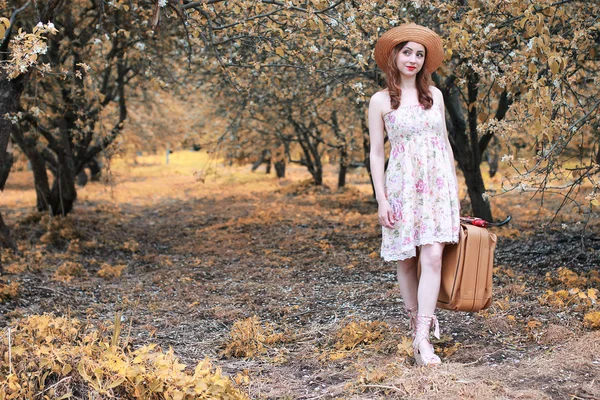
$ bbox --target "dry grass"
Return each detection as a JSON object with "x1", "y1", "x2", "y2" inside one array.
[{"x1": 1, "y1": 151, "x2": 599, "y2": 399}]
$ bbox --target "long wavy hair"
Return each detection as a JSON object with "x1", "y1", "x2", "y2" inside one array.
[{"x1": 386, "y1": 42, "x2": 434, "y2": 110}]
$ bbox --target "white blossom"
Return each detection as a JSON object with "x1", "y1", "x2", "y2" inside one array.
[
  {"x1": 76, "y1": 63, "x2": 91, "y2": 72},
  {"x1": 32, "y1": 42, "x2": 48, "y2": 54},
  {"x1": 30, "y1": 107, "x2": 43, "y2": 117},
  {"x1": 309, "y1": 45, "x2": 319, "y2": 53},
  {"x1": 158, "y1": 0, "x2": 168, "y2": 7}
]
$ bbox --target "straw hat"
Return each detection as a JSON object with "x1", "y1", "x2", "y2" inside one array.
[{"x1": 374, "y1": 23, "x2": 444, "y2": 74}]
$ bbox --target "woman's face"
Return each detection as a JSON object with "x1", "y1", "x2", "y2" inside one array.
[{"x1": 395, "y1": 41, "x2": 426, "y2": 77}]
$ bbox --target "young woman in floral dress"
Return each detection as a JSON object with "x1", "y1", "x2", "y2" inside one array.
[{"x1": 368, "y1": 23, "x2": 460, "y2": 366}]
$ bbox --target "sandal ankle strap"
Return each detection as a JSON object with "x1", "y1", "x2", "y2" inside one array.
[
  {"x1": 405, "y1": 306, "x2": 418, "y2": 336},
  {"x1": 416, "y1": 314, "x2": 440, "y2": 340}
]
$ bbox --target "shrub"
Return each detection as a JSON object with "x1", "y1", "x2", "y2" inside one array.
[
  {"x1": 97, "y1": 263, "x2": 127, "y2": 279},
  {"x1": 334, "y1": 320, "x2": 388, "y2": 351},
  {"x1": 0, "y1": 281, "x2": 20, "y2": 302},
  {"x1": 53, "y1": 261, "x2": 87, "y2": 282},
  {"x1": 221, "y1": 316, "x2": 286, "y2": 358},
  {"x1": 0, "y1": 314, "x2": 248, "y2": 399}
]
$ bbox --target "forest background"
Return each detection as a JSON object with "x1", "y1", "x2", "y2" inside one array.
[{"x1": 0, "y1": 0, "x2": 599, "y2": 398}]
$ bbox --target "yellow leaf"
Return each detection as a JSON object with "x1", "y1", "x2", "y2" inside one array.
[
  {"x1": 275, "y1": 47, "x2": 284, "y2": 57},
  {"x1": 397, "y1": 336, "x2": 413, "y2": 356},
  {"x1": 528, "y1": 62, "x2": 537, "y2": 74},
  {"x1": 588, "y1": 288, "x2": 598, "y2": 300},
  {"x1": 62, "y1": 363, "x2": 72, "y2": 375},
  {"x1": 106, "y1": 377, "x2": 126, "y2": 390},
  {"x1": 591, "y1": 199, "x2": 600, "y2": 207}
]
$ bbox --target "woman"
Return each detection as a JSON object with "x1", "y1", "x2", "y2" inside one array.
[{"x1": 368, "y1": 23, "x2": 460, "y2": 365}]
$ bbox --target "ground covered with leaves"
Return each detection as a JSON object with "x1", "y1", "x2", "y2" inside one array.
[{"x1": 1, "y1": 153, "x2": 599, "y2": 399}]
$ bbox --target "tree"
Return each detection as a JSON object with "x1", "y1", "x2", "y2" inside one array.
[
  {"x1": 6, "y1": 1, "x2": 190, "y2": 215},
  {"x1": 183, "y1": 0, "x2": 599, "y2": 221},
  {"x1": 1, "y1": 1, "x2": 63, "y2": 272}
]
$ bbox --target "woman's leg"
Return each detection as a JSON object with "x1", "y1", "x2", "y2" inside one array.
[
  {"x1": 396, "y1": 256, "x2": 419, "y2": 310},
  {"x1": 414, "y1": 242, "x2": 445, "y2": 363},
  {"x1": 396, "y1": 257, "x2": 419, "y2": 335},
  {"x1": 417, "y1": 243, "x2": 445, "y2": 314}
]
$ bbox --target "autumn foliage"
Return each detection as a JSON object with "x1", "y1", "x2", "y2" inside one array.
[
  {"x1": 1, "y1": 1, "x2": 600, "y2": 398},
  {"x1": 0, "y1": 314, "x2": 247, "y2": 399},
  {"x1": 0, "y1": 152, "x2": 599, "y2": 398}
]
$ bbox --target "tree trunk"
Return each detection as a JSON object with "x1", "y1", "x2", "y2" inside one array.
[
  {"x1": 437, "y1": 74, "x2": 493, "y2": 220},
  {"x1": 30, "y1": 149, "x2": 52, "y2": 211},
  {"x1": 11, "y1": 130, "x2": 52, "y2": 211},
  {"x1": 0, "y1": 77, "x2": 24, "y2": 189},
  {"x1": 77, "y1": 170, "x2": 88, "y2": 187},
  {"x1": 486, "y1": 150, "x2": 499, "y2": 178},
  {"x1": 0, "y1": 212, "x2": 13, "y2": 274},
  {"x1": 88, "y1": 157, "x2": 102, "y2": 181},
  {"x1": 463, "y1": 166, "x2": 493, "y2": 221},
  {"x1": 274, "y1": 159, "x2": 286, "y2": 178},
  {"x1": 313, "y1": 166, "x2": 323, "y2": 186},
  {"x1": 0, "y1": 151, "x2": 13, "y2": 191},
  {"x1": 0, "y1": 74, "x2": 26, "y2": 260},
  {"x1": 49, "y1": 164, "x2": 77, "y2": 216},
  {"x1": 361, "y1": 118, "x2": 376, "y2": 199},
  {"x1": 252, "y1": 149, "x2": 271, "y2": 172},
  {"x1": 338, "y1": 147, "x2": 347, "y2": 189}
]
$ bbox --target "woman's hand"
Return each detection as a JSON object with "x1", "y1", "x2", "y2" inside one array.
[{"x1": 378, "y1": 200, "x2": 397, "y2": 229}]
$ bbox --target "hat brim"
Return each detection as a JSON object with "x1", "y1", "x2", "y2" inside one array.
[{"x1": 374, "y1": 23, "x2": 444, "y2": 74}]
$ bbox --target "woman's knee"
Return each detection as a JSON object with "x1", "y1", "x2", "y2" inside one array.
[{"x1": 419, "y1": 244, "x2": 444, "y2": 272}]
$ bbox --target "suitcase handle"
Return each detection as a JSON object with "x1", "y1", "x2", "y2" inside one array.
[{"x1": 460, "y1": 215, "x2": 511, "y2": 228}]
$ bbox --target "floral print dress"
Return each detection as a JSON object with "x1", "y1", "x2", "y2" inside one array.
[{"x1": 381, "y1": 101, "x2": 460, "y2": 261}]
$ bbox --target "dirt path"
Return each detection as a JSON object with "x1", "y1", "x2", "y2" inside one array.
[{"x1": 1, "y1": 168, "x2": 599, "y2": 399}]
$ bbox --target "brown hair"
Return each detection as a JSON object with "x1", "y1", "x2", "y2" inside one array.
[{"x1": 386, "y1": 42, "x2": 434, "y2": 110}]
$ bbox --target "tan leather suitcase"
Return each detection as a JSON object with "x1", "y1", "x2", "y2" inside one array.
[
  {"x1": 417, "y1": 223, "x2": 497, "y2": 312},
  {"x1": 437, "y1": 224, "x2": 497, "y2": 312}
]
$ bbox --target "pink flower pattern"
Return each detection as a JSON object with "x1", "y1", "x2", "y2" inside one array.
[{"x1": 380, "y1": 101, "x2": 460, "y2": 261}]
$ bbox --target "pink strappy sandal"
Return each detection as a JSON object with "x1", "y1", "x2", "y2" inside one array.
[{"x1": 413, "y1": 314, "x2": 442, "y2": 366}]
